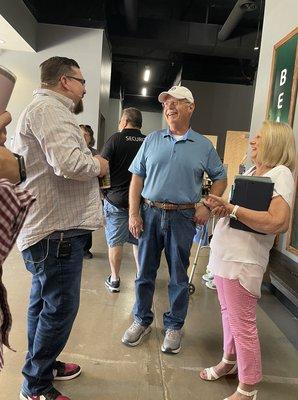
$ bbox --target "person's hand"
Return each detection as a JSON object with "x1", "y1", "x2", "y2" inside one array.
[
  {"x1": 0, "y1": 111, "x2": 12, "y2": 130},
  {"x1": 0, "y1": 147, "x2": 20, "y2": 183},
  {"x1": 129, "y1": 214, "x2": 143, "y2": 239},
  {"x1": 194, "y1": 204, "x2": 210, "y2": 225},
  {"x1": 0, "y1": 111, "x2": 12, "y2": 147},
  {"x1": 94, "y1": 155, "x2": 109, "y2": 177},
  {"x1": 211, "y1": 205, "x2": 230, "y2": 218},
  {"x1": 208, "y1": 194, "x2": 228, "y2": 207},
  {"x1": 208, "y1": 194, "x2": 232, "y2": 218}
]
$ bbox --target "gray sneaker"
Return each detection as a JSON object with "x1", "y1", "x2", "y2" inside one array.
[
  {"x1": 161, "y1": 329, "x2": 182, "y2": 354},
  {"x1": 122, "y1": 321, "x2": 151, "y2": 346}
]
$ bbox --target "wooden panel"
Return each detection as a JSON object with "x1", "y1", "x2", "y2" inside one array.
[
  {"x1": 223, "y1": 131, "x2": 249, "y2": 198},
  {"x1": 203, "y1": 134, "x2": 217, "y2": 149}
]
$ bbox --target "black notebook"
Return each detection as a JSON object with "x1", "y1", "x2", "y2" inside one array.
[{"x1": 230, "y1": 175, "x2": 274, "y2": 234}]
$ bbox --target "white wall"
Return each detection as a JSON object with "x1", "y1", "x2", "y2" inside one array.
[
  {"x1": 183, "y1": 80, "x2": 254, "y2": 157},
  {"x1": 0, "y1": 24, "x2": 107, "y2": 148},
  {"x1": 249, "y1": 0, "x2": 298, "y2": 261},
  {"x1": 141, "y1": 111, "x2": 163, "y2": 135}
]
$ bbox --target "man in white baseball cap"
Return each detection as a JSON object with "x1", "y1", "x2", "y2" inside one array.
[
  {"x1": 158, "y1": 85, "x2": 194, "y2": 103},
  {"x1": 122, "y1": 84, "x2": 227, "y2": 355}
]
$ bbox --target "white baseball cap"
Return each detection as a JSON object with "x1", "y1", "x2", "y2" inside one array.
[{"x1": 158, "y1": 85, "x2": 194, "y2": 103}]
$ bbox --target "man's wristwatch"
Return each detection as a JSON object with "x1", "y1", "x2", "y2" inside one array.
[
  {"x1": 229, "y1": 205, "x2": 239, "y2": 220},
  {"x1": 13, "y1": 153, "x2": 26, "y2": 185}
]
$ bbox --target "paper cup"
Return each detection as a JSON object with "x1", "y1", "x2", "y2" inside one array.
[
  {"x1": 0, "y1": 66, "x2": 16, "y2": 114},
  {"x1": 99, "y1": 165, "x2": 111, "y2": 189}
]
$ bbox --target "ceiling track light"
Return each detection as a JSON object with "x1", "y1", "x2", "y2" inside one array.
[
  {"x1": 143, "y1": 66, "x2": 150, "y2": 82},
  {"x1": 141, "y1": 87, "x2": 147, "y2": 96}
]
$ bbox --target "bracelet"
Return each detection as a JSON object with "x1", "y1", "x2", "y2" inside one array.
[{"x1": 229, "y1": 205, "x2": 239, "y2": 220}]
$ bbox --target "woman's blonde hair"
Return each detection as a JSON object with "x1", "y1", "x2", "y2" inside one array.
[{"x1": 256, "y1": 120, "x2": 296, "y2": 171}]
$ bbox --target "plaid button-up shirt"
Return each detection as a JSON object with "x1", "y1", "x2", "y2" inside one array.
[{"x1": 13, "y1": 89, "x2": 102, "y2": 251}]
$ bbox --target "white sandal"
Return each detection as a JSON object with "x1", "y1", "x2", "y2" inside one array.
[
  {"x1": 224, "y1": 386, "x2": 258, "y2": 400},
  {"x1": 201, "y1": 357, "x2": 237, "y2": 381}
]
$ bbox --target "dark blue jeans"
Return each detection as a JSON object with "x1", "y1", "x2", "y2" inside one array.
[
  {"x1": 134, "y1": 203, "x2": 196, "y2": 330},
  {"x1": 21, "y1": 233, "x2": 88, "y2": 396}
]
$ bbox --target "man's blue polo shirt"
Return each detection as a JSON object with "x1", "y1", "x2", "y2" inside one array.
[{"x1": 129, "y1": 128, "x2": 226, "y2": 203}]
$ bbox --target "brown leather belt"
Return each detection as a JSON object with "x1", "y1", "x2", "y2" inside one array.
[{"x1": 144, "y1": 199, "x2": 196, "y2": 210}]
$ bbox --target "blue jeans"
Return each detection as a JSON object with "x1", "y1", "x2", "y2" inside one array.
[
  {"x1": 21, "y1": 233, "x2": 88, "y2": 396},
  {"x1": 134, "y1": 203, "x2": 196, "y2": 330}
]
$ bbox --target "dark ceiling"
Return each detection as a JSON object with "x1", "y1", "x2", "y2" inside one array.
[{"x1": 22, "y1": 0, "x2": 264, "y2": 111}]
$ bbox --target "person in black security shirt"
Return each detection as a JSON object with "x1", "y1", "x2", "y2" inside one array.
[{"x1": 101, "y1": 108, "x2": 145, "y2": 292}]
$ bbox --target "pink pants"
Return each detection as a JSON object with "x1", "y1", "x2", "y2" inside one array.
[{"x1": 214, "y1": 276, "x2": 262, "y2": 385}]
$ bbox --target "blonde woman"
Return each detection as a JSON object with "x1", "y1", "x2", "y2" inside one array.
[{"x1": 200, "y1": 121, "x2": 296, "y2": 400}]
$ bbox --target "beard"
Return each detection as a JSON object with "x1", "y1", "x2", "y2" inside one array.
[{"x1": 74, "y1": 99, "x2": 84, "y2": 115}]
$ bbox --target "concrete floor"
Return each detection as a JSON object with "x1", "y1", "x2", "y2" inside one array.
[{"x1": 0, "y1": 229, "x2": 297, "y2": 400}]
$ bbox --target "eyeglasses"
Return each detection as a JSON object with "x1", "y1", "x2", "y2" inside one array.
[
  {"x1": 161, "y1": 99, "x2": 190, "y2": 108},
  {"x1": 65, "y1": 76, "x2": 86, "y2": 86}
]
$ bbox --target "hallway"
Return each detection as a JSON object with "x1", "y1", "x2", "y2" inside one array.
[{"x1": 0, "y1": 229, "x2": 297, "y2": 399}]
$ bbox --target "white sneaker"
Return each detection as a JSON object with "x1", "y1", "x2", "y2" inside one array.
[
  {"x1": 206, "y1": 280, "x2": 217, "y2": 290},
  {"x1": 202, "y1": 271, "x2": 214, "y2": 282}
]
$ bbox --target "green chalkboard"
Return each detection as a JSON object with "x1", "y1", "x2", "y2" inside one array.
[
  {"x1": 267, "y1": 28, "x2": 298, "y2": 255},
  {"x1": 267, "y1": 29, "x2": 298, "y2": 126}
]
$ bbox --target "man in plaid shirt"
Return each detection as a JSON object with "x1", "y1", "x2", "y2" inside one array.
[{"x1": 13, "y1": 57, "x2": 108, "y2": 400}]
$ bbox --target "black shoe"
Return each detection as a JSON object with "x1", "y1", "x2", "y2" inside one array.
[
  {"x1": 105, "y1": 275, "x2": 120, "y2": 293},
  {"x1": 84, "y1": 250, "x2": 93, "y2": 259}
]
